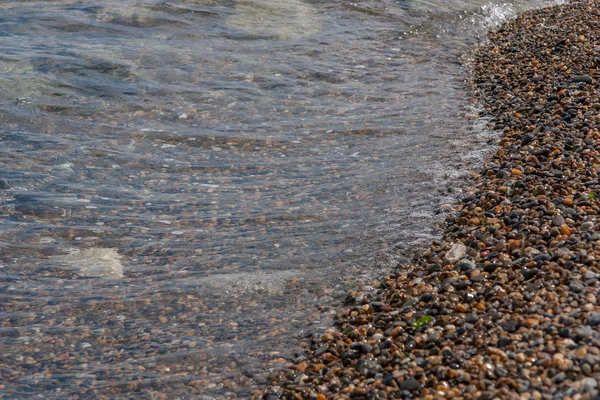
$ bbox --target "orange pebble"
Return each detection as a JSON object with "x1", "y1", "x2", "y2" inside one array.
[
  {"x1": 297, "y1": 362, "x2": 307, "y2": 372},
  {"x1": 456, "y1": 304, "x2": 469, "y2": 313},
  {"x1": 564, "y1": 198, "x2": 573, "y2": 206},
  {"x1": 560, "y1": 225, "x2": 571, "y2": 236},
  {"x1": 316, "y1": 395, "x2": 327, "y2": 400},
  {"x1": 511, "y1": 169, "x2": 522, "y2": 175}
]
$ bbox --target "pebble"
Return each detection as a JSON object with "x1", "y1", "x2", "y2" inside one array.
[
  {"x1": 583, "y1": 378, "x2": 598, "y2": 396},
  {"x1": 552, "y1": 214, "x2": 566, "y2": 226},
  {"x1": 572, "y1": 74, "x2": 593, "y2": 83},
  {"x1": 455, "y1": 259, "x2": 476, "y2": 272},
  {"x1": 314, "y1": 343, "x2": 329, "y2": 357},
  {"x1": 444, "y1": 243, "x2": 467, "y2": 263},
  {"x1": 582, "y1": 221, "x2": 594, "y2": 231},
  {"x1": 503, "y1": 320, "x2": 518, "y2": 333},
  {"x1": 587, "y1": 311, "x2": 600, "y2": 326},
  {"x1": 400, "y1": 377, "x2": 421, "y2": 391},
  {"x1": 427, "y1": 332, "x2": 441, "y2": 343}
]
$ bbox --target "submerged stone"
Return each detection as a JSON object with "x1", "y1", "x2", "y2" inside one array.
[
  {"x1": 55, "y1": 248, "x2": 124, "y2": 278},
  {"x1": 226, "y1": 0, "x2": 321, "y2": 40}
]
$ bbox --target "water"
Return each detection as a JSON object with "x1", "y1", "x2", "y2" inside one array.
[{"x1": 0, "y1": 0, "x2": 562, "y2": 397}]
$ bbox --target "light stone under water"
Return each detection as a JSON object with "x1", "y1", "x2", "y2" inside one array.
[
  {"x1": 55, "y1": 248, "x2": 124, "y2": 278},
  {"x1": 226, "y1": 0, "x2": 321, "y2": 40}
]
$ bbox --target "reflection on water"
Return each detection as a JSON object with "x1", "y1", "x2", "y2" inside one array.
[{"x1": 0, "y1": 0, "x2": 562, "y2": 397}]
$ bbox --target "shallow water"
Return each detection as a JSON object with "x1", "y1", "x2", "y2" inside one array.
[{"x1": 0, "y1": 0, "x2": 562, "y2": 397}]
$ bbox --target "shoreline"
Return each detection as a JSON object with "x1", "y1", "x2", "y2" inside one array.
[{"x1": 261, "y1": 1, "x2": 600, "y2": 398}]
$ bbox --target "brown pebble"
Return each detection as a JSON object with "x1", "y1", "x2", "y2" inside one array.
[
  {"x1": 456, "y1": 304, "x2": 469, "y2": 313},
  {"x1": 560, "y1": 225, "x2": 572, "y2": 236},
  {"x1": 576, "y1": 347, "x2": 587, "y2": 359}
]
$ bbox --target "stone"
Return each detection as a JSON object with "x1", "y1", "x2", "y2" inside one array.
[
  {"x1": 496, "y1": 169, "x2": 511, "y2": 179},
  {"x1": 582, "y1": 221, "x2": 594, "y2": 231},
  {"x1": 226, "y1": 0, "x2": 321, "y2": 40},
  {"x1": 466, "y1": 312, "x2": 478, "y2": 324},
  {"x1": 503, "y1": 320, "x2": 518, "y2": 333},
  {"x1": 427, "y1": 332, "x2": 441, "y2": 343},
  {"x1": 314, "y1": 344, "x2": 329, "y2": 357},
  {"x1": 401, "y1": 377, "x2": 421, "y2": 391},
  {"x1": 583, "y1": 378, "x2": 598, "y2": 396},
  {"x1": 55, "y1": 248, "x2": 124, "y2": 278},
  {"x1": 587, "y1": 311, "x2": 600, "y2": 326},
  {"x1": 445, "y1": 243, "x2": 467, "y2": 263},
  {"x1": 552, "y1": 214, "x2": 566, "y2": 226},
  {"x1": 455, "y1": 259, "x2": 476, "y2": 272},
  {"x1": 572, "y1": 75, "x2": 593, "y2": 83},
  {"x1": 552, "y1": 372, "x2": 566, "y2": 384}
]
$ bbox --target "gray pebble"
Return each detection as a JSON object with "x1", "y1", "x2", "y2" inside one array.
[
  {"x1": 293, "y1": 374, "x2": 308, "y2": 384},
  {"x1": 455, "y1": 259, "x2": 476, "y2": 272},
  {"x1": 503, "y1": 320, "x2": 518, "y2": 333},
  {"x1": 569, "y1": 281, "x2": 586, "y2": 293},
  {"x1": 466, "y1": 312, "x2": 478, "y2": 324},
  {"x1": 577, "y1": 326, "x2": 595, "y2": 339},
  {"x1": 496, "y1": 169, "x2": 511, "y2": 179},
  {"x1": 584, "y1": 271, "x2": 599, "y2": 280},
  {"x1": 552, "y1": 371, "x2": 566, "y2": 384},
  {"x1": 582, "y1": 221, "x2": 594, "y2": 231},
  {"x1": 572, "y1": 74, "x2": 593, "y2": 83},
  {"x1": 400, "y1": 377, "x2": 421, "y2": 391},
  {"x1": 552, "y1": 214, "x2": 566, "y2": 226},
  {"x1": 587, "y1": 311, "x2": 600, "y2": 326},
  {"x1": 583, "y1": 378, "x2": 598, "y2": 396},
  {"x1": 314, "y1": 343, "x2": 329, "y2": 356},
  {"x1": 427, "y1": 332, "x2": 441, "y2": 343}
]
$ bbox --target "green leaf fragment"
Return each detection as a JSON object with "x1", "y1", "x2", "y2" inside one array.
[
  {"x1": 589, "y1": 192, "x2": 596, "y2": 200},
  {"x1": 411, "y1": 315, "x2": 433, "y2": 328}
]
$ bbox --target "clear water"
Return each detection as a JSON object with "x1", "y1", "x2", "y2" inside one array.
[{"x1": 0, "y1": 0, "x2": 562, "y2": 397}]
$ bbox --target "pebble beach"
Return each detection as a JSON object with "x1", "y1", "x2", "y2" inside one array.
[{"x1": 263, "y1": 1, "x2": 600, "y2": 399}]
